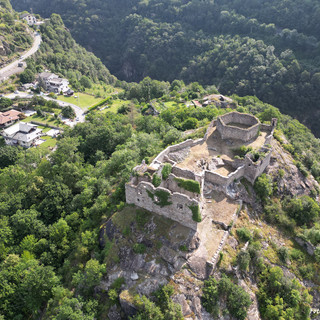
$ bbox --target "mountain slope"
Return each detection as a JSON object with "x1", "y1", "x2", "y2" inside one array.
[
  {"x1": 10, "y1": 0, "x2": 320, "y2": 137},
  {"x1": 0, "y1": 0, "x2": 33, "y2": 66}
]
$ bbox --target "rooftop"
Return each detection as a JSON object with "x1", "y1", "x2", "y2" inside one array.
[{"x1": 0, "y1": 110, "x2": 21, "y2": 125}]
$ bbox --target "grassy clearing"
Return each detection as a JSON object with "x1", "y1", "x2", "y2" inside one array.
[
  {"x1": 24, "y1": 113, "x2": 66, "y2": 128},
  {"x1": 84, "y1": 84, "x2": 123, "y2": 97},
  {"x1": 38, "y1": 136, "x2": 57, "y2": 150},
  {"x1": 99, "y1": 99, "x2": 131, "y2": 114},
  {"x1": 57, "y1": 92, "x2": 102, "y2": 110}
]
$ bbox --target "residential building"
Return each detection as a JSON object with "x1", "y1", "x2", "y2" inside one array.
[
  {"x1": 2, "y1": 122, "x2": 42, "y2": 148},
  {"x1": 38, "y1": 72, "x2": 70, "y2": 93},
  {"x1": 0, "y1": 110, "x2": 21, "y2": 128},
  {"x1": 20, "y1": 14, "x2": 37, "y2": 26}
]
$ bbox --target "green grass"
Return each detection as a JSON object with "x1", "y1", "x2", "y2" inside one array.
[
  {"x1": 99, "y1": 99, "x2": 131, "y2": 114},
  {"x1": 57, "y1": 92, "x2": 103, "y2": 110},
  {"x1": 84, "y1": 84, "x2": 123, "y2": 97},
  {"x1": 38, "y1": 136, "x2": 57, "y2": 150},
  {"x1": 163, "y1": 101, "x2": 186, "y2": 109},
  {"x1": 25, "y1": 113, "x2": 66, "y2": 129}
]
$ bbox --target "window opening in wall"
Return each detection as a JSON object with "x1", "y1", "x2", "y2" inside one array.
[
  {"x1": 138, "y1": 190, "x2": 142, "y2": 195},
  {"x1": 177, "y1": 204, "x2": 183, "y2": 210},
  {"x1": 137, "y1": 198, "x2": 140, "y2": 202}
]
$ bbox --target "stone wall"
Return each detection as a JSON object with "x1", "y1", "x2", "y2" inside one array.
[
  {"x1": 125, "y1": 181, "x2": 200, "y2": 230},
  {"x1": 244, "y1": 149, "x2": 272, "y2": 184},
  {"x1": 204, "y1": 165, "x2": 245, "y2": 189},
  {"x1": 217, "y1": 112, "x2": 260, "y2": 142},
  {"x1": 153, "y1": 139, "x2": 198, "y2": 165},
  {"x1": 165, "y1": 174, "x2": 202, "y2": 201},
  {"x1": 171, "y1": 166, "x2": 203, "y2": 184}
]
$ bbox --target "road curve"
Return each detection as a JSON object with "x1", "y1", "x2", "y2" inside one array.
[
  {"x1": 4, "y1": 92, "x2": 86, "y2": 125},
  {"x1": 43, "y1": 96, "x2": 85, "y2": 123},
  {"x1": 0, "y1": 33, "x2": 42, "y2": 82}
]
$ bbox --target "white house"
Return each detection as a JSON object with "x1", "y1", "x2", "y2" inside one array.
[
  {"x1": 21, "y1": 14, "x2": 37, "y2": 26},
  {"x1": 2, "y1": 122, "x2": 42, "y2": 148},
  {"x1": 38, "y1": 72, "x2": 70, "y2": 93}
]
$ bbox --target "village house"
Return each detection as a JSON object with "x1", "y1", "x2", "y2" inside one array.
[
  {"x1": 20, "y1": 13, "x2": 37, "y2": 26},
  {"x1": 0, "y1": 110, "x2": 22, "y2": 128},
  {"x1": 38, "y1": 72, "x2": 70, "y2": 94},
  {"x1": 2, "y1": 122, "x2": 42, "y2": 148}
]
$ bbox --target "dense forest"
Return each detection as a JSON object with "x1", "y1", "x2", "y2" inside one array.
[
  {"x1": 1, "y1": 0, "x2": 320, "y2": 318},
  {"x1": 11, "y1": 0, "x2": 320, "y2": 136},
  {"x1": 1, "y1": 80, "x2": 320, "y2": 318}
]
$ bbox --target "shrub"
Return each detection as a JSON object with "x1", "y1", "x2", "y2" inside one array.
[
  {"x1": 189, "y1": 204, "x2": 201, "y2": 222},
  {"x1": 136, "y1": 210, "x2": 150, "y2": 228},
  {"x1": 285, "y1": 195, "x2": 320, "y2": 226},
  {"x1": 133, "y1": 243, "x2": 146, "y2": 254},
  {"x1": 147, "y1": 189, "x2": 172, "y2": 207},
  {"x1": 278, "y1": 247, "x2": 289, "y2": 263},
  {"x1": 179, "y1": 245, "x2": 188, "y2": 252},
  {"x1": 203, "y1": 275, "x2": 251, "y2": 320},
  {"x1": 236, "y1": 227, "x2": 252, "y2": 242},
  {"x1": 152, "y1": 174, "x2": 161, "y2": 187},
  {"x1": 161, "y1": 163, "x2": 172, "y2": 180},
  {"x1": 233, "y1": 145, "x2": 252, "y2": 158},
  {"x1": 237, "y1": 251, "x2": 251, "y2": 271},
  {"x1": 254, "y1": 174, "x2": 273, "y2": 201},
  {"x1": 175, "y1": 177, "x2": 201, "y2": 194}
]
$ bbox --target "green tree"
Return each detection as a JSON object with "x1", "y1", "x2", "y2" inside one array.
[{"x1": 20, "y1": 69, "x2": 35, "y2": 84}]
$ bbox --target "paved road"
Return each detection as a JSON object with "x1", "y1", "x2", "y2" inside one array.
[
  {"x1": 43, "y1": 96, "x2": 85, "y2": 124},
  {"x1": 0, "y1": 33, "x2": 42, "y2": 82},
  {"x1": 4, "y1": 92, "x2": 85, "y2": 126}
]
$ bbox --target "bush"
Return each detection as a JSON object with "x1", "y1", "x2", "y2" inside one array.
[
  {"x1": 237, "y1": 251, "x2": 251, "y2": 271},
  {"x1": 174, "y1": 177, "x2": 201, "y2": 194},
  {"x1": 161, "y1": 163, "x2": 172, "y2": 180},
  {"x1": 278, "y1": 247, "x2": 289, "y2": 263},
  {"x1": 236, "y1": 227, "x2": 252, "y2": 242},
  {"x1": 133, "y1": 243, "x2": 146, "y2": 254},
  {"x1": 233, "y1": 145, "x2": 253, "y2": 158},
  {"x1": 152, "y1": 174, "x2": 161, "y2": 187},
  {"x1": 181, "y1": 117, "x2": 198, "y2": 130},
  {"x1": 254, "y1": 174, "x2": 273, "y2": 201},
  {"x1": 285, "y1": 195, "x2": 320, "y2": 226},
  {"x1": 189, "y1": 204, "x2": 201, "y2": 222},
  {"x1": 203, "y1": 275, "x2": 251, "y2": 320},
  {"x1": 136, "y1": 210, "x2": 150, "y2": 228}
]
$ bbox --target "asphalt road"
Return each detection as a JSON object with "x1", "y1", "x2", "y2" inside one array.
[{"x1": 0, "y1": 33, "x2": 42, "y2": 82}]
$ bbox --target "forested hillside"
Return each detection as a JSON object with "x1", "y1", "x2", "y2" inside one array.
[
  {"x1": 29, "y1": 13, "x2": 116, "y2": 87},
  {"x1": 11, "y1": 0, "x2": 320, "y2": 135},
  {"x1": 0, "y1": 0, "x2": 33, "y2": 65}
]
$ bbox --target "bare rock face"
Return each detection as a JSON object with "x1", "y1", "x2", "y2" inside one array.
[
  {"x1": 267, "y1": 140, "x2": 319, "y2": 197},
  {"x1": 119, "y1": 290, "x2": 137, "y2": 318},
  {"x1": 108, "y1": 305, "x2": 122, "y2": 320}
]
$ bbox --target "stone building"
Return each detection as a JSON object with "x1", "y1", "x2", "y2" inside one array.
[{"x1": 126, "y1": 112, "x2": 277, "y2": 230}]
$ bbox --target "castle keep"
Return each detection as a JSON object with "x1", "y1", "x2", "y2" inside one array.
[{"x1": 126, "y1": 112, "x2": 277, "y2": 230}]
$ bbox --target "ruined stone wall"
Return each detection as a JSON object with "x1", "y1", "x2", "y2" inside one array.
[
  {"x1": 243, "y1": 150, "x2": 272, "y2": 184},
  {"x1": 217, "y1": 112, "x2": 260, "y2": 142},
  {"x1": 152, "y1": 139, "x2": 202, "y2": 165},
  {"x1": 125, "y1": 182, "x2": 199, "y2": 230},
  {"x1": 204, "y1": 165, "x2": 245, "y2": 189},
  {"x1": 164, "y1": 174, "x2": 202, "y2": 201},
  {"x1": 171, "y1": 166, "x2": 203, "y2": 184}
]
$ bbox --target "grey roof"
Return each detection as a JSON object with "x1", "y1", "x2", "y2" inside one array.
[{"x1": 38, "y1": 72, "x2": 58, "y2": 80}]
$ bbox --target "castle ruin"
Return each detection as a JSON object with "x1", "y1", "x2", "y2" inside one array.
[{"x1": 125, "y1": 112, "x2": 277, "y2": 231}]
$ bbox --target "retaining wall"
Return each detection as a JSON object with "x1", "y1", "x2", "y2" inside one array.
[{"x1": 125, "y1": 182, "x2": 199, "y2": 230}]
